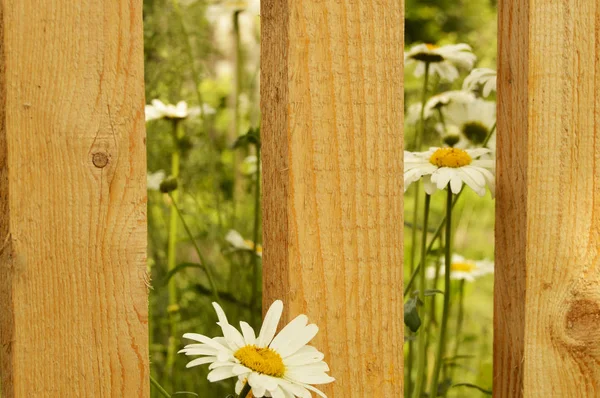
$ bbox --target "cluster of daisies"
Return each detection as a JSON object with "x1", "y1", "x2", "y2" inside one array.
[
  {"x1": 404, "y1": 42, "x2": 497, "y2": 200},
  {"x1": 404, "y1": 42, "x2": 496, "y2": 398},
  {"x1": 180, "y1": 300, "x2": 334, "y2": 397}
]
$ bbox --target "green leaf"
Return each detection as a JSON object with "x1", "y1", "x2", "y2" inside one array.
[
  {"x1": 232, "y1": 127, "x2": 261, "y2": 149},
  {"x1": 424, "y1": 289, "x2": 444, "y2": 296},
  {"x1": 404, "y1": 297, "x2": 422, "y2": 332},
  {"x1": 450, "y1": 383, "x2": 492, "y2": 395},
  {"x1": 411, "y1": 289, "x2": 444, "y2": 297},
  {"x1": 444, "y1": 354, "x2": 476, "y2": 361}
]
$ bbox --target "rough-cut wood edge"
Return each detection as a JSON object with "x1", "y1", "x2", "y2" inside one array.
[
  {"x1": 0, "y1": 1, "x2": 14, "y2": 394},
  {"x1": 261, "y1": 0, "x2": 290, "y2": 322},
  {"x1": 261, "y1": 0, "x2": 404, "y2": 396},
  {"x1": 495, "y1": 0, "x2": 529, "y2": 395}
]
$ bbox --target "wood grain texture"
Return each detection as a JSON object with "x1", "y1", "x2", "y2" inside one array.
[
  {"x1": 261, "y1": 0, "x2": 403, "y2": 396},
  {"x1": 0, "y1": 1, "x2": 149, "y2": 396},
  {"x1": 496, "y1": 0, "x2": 600, "y2": 396}
]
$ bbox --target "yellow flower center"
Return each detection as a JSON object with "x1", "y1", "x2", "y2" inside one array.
[
  {"x1": 451, "y1": 262, "x2": 476, "y2": 273},
  {"x1": 244, "y1": 240, "x2": 262, "y2": 254},
  {"x1": 234, "y1": 345, "x2": 286, "y2": 377},
  {"x1": 426, "y1": 43, "x2": 439, "y2": 51},
  {"x1": 429, "y1": 148, "x2": 472, "y2": 168}
]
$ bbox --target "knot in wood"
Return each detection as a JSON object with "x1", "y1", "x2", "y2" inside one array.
[
  {"x1": 92, "y1": 152, "x2": 109, "y2": 168},
  {"x1": 564, "y1": 299, "x2": 600, "y2": 345}
]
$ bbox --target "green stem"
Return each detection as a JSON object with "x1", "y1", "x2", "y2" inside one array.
[
  {"x1": 238, "y1": 383, "x2": 252, "y2": 398},
  {"x1": 483, "y1": 122, "x2": 496, "y2": 147},
  {"x1": 168, "y1": 193, "x2": 221, "y2": 304},
  {"x1": 404, "y1": 120, "x2": 497, "y2": 297},
  {"x1": 404, "y1": 194, "x2": 458, "y2": 297},
  {"x1": 231, "y1": 10, "x2": 244, "y2": 227},
  {"x1": 412, "y1": 194, "x2": 431, "y2": 398},
  {"x1": 249, "y1": 144, "x2": 262, "y2": 328},
  {"x1": 450, "y1": 280, "x2": 466, "y2": 382},
  {"x1": 416, "y1": 62, "x2": 431, "y2": 151},
  {"x1": 166, "y1": 120, "x2": 183, "y2": 382},
  {"x1": 151, "y1": 375, "x2": 171, "y2": 398},
  {"x1": 407, "y1": 61, "x2": 430, "y2": 396},
  {"x1": 409, "y1": 62, "x2": 431, "y2": 273},
  {"x1": 423, "y1": 235, "x2": 443, "y2": 390},
  {"x1": 170, "y1": 0, "x2": 224, "y2": 230},
  {"x1": 429, "y1": 188, "x2": 454, "y2": 397},
  {"x1": 437, "y1": 108, "x2": 447, "y2": 131}
]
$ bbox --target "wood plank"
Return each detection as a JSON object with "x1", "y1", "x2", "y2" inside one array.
[
  {"x1": 0, "y1": 0, "x2": 149, "y2": 396},
  {"x1": 496, "y1": 0, "x2": 600, "y2": 395},
  {"x1": 261, "y1": 0, "x2": 404, "y2": 396}
]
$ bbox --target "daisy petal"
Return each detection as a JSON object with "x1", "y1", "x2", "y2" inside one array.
[
  {"x1": 185, "y1": 356, "x2": 217, "y2": 368},
  {"x1": 240, "y1": 321, "x2": 257, "y2": 346},
  {"x1": 207, "y1": 366, "x2": 237, "y2": 382},
  {"x1": 257, "y1": 300, "x2": 284, "y2": 347},
  {"x1": 269, "y1": 314, "x2": 309, "y2": 353}
]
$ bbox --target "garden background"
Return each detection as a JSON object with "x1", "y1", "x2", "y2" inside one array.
[{"x1": 144, "y1": 0, "x2": 498, "y2": 396}]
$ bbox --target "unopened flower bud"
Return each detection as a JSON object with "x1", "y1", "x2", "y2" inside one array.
[
  {"x1": 160, "y1": 176, "x2": 178, "y2": 193},
  {"x1": 443, "y1": 133, "x2": 461, "y2": 147}
]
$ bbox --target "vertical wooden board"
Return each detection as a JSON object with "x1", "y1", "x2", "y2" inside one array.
[
  {"x1": 496, "y1": 0, "x2": 600, "y2": 396},
  {"x1": 495, "y1": 0, "x2": 529, "y2": 394},
  {"x1": 261, "y1": 0, "x2": 404, "y2": 396},
  {"x1": 0, "y1": 0, "x2": 149, "y2": 396}
]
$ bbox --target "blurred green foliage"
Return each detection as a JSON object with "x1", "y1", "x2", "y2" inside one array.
[
  {"x1": 144, "y1": 0, "x2": 261, "y2": 396},
  {"x1": 141, "y1": 0, "x2": 497, "y2": 396}
]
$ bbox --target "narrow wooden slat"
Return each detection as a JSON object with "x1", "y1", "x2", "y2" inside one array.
[
  {"x1": 261, "y1": 1, "x2": 403, "y2": 396},
  {"x1": 0, "y1": 1, "x2": 148, "y2": 396},
  {"x1": 496, "y1": 0, "x2": 600, "y2": 395}
]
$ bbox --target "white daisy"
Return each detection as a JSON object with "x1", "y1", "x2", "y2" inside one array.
[
  {"x1": 463, "y1": 68, "x2": 497, "y2": 98},
  {"x1": 405, "y1": 43, "x2": 477, "y2": 82},
  {"x1": 404, "y1": 147, "x2": 495, "y2": 197},
  {"x1": 180, "y1": 300, "x2": 335, "y2": 398},
  {"x1": 442, "y1": 98, "x2": 496, "y2": 146},
  {"x1": 145, "y1": 99, "x2": 201, "y2": 121},
  {"x1": 226, "y1": 229, "x2": 262, "y2": 257},
  {"x1": 426, "y1": 254, "x2": 494, "y2": 282},
  {"x1": 424, "y1": 90, "x2": 476, "y2": 117},
  {"x1": 147, "y1": 170, "x2": 166, "y2": 191}
]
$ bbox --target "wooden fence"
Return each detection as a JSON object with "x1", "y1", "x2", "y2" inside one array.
[{"x1": 0, "y1": 0, "x2": 598, "y2": 397}]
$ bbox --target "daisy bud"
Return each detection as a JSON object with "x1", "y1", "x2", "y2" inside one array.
[{"x1": 160, "y1": 177, "x2": 178, "y2": 193}]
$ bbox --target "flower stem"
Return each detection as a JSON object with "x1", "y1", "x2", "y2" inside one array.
[
  {"x1": 170, "y1": 0, "x2": 224, "y2": 230},
  {"x1": 151, "y1": 375, "x2": 171, "y2": 398},
  {"x1": 449, "y1": 279, "x2": 466, "y2": 382},
  {"x1": 404, "y1": 122, "x2": 496, "y2": 297},
  {"x1": 238, "y1": 383, "x2": 252, "y2": 398},
  {"x1": 412, "y1": 194, "x2": 431, "y2": 398},
  {"x1": 166, "y1": 119, "x2": 183, "y2": 382},
  {"x1": 429, "y1": 188, "x2": 454, "y2": 396},
  {"x1": 416, "y1": 61, "x2": 431, "y2": 151},
  {"x1": 407, "y1": 61, "x2": 431, "y2": 395},
  {"x1": 231, "y1": 10, "x2": 244, "y2": 227},
  {"x1": 249, "y1": 143, "x2": 262, "y2": 328},
  {"x1": 404, "y1": 192, "x2": 459, "y2": 297},
  {"x1": 167, "y1": 192, "x2": 221, "y2": 304},
  {"x1": 483, "y1": 122, "x2": 496, "y2": 147}
]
